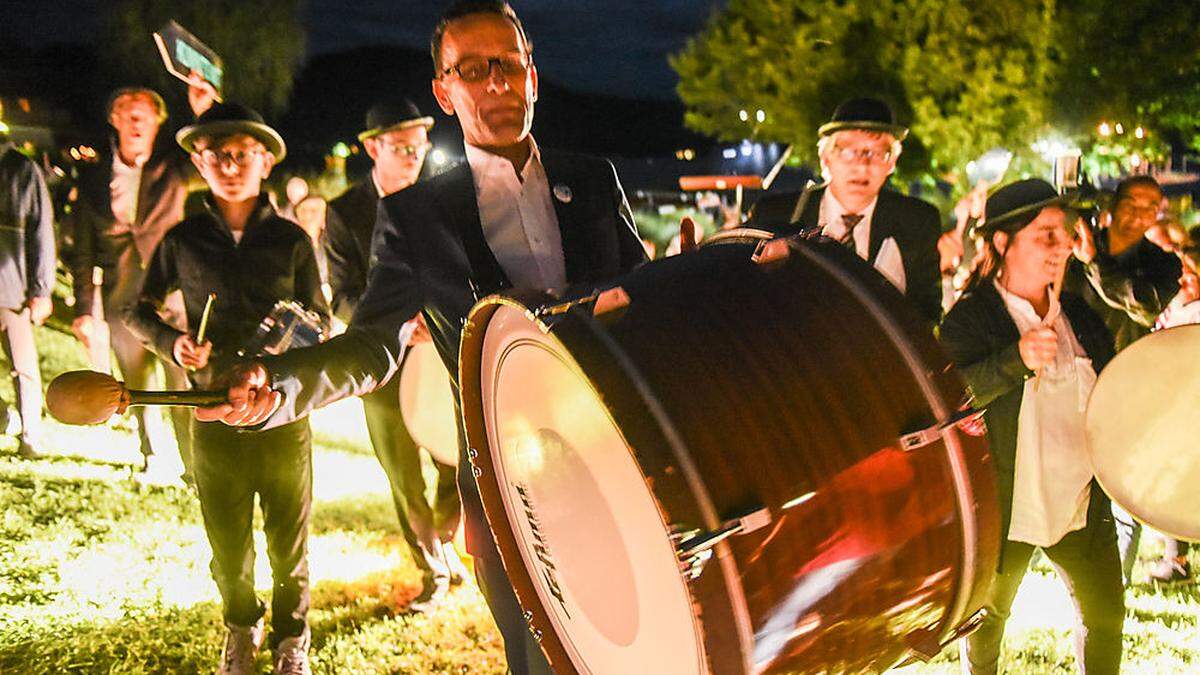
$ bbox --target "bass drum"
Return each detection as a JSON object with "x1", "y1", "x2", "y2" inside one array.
[
  {"x1": 399, "y1": 341, "x2": 459, "y2": 466},
  {"x1": 1086, "y1": 324, "x2": 1200, "y2": 541},
  {"x1": 459, "y1": 233, "x2": 999, "y2": 674}
]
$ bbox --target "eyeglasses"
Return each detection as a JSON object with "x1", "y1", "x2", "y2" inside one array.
[
  {"x1": 376, "y1": 140, "x2": 432, "y2": 157},
  {"x1": 832, "y1": 145, "x2": 894, "y2": 164},
  {"x1": 441, "y1": 53, "x2": 530, "y2": 83},
  {"x1": 197, "y1": 147, "x2": 264, "y2": 168}
]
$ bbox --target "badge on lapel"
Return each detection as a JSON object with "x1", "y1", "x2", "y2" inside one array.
[{"x1": 553, "y1": 183, "x2": 573, "y2": 204}]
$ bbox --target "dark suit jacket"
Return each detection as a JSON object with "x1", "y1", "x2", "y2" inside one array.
[
  {"x1": 938, "y1": 282, "x2": 1115, "y2": 544},
  {"x1": 0, "y1": 144, "x2": 55, "y2": 310},
  {"x1": 266, "y1": 149, "x2": 646, "y2": 552},
  {"x1": 750, "y1": 185, "x2": 943, "y2": 322},
  {"x1": 71, "y1": 138, "x2": 196, "y2": 315},
  {"x1": 323, "y1": 180, "x2": 379, "y2": 322}
]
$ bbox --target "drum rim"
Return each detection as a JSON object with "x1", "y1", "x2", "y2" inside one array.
[
  {"x1": 460, "y1": 293, "x2": 754, "y2": 674},
  {"x1": 784, "y1": 237, "x2": 991, "y2": 652}
]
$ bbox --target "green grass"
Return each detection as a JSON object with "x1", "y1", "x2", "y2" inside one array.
[{"x1": 2, "y1": 326, "x2": 1198, "y2": 673}]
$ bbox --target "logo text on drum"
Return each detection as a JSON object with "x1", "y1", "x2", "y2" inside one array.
[{"x1": 515, "y1": 483, "x2": 570, "y2": 618}]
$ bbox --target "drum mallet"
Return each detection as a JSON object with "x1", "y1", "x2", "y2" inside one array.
[{"x1": 46, "y1": 370, "x2": 227, "y2": 425}]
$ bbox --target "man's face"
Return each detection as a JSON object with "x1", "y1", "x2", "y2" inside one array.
[
  {"x1": 821, "y1": 130, "x2": 898, "y2": 206},
  {"x1": 431, "y1": 13, "x2": 537, "y2": 149},
  {"x1": 109, "y1": 94, "x2": 162, "y2": 157},
  {"x1": 364, "y1": 125, "x2": 430, "y2": 189},
  {"x1": 999, "y1": 207, "x2": 1074, "y2": 289},
  {"x1": 191, "y1": 134, "x2": 274, "y2": 203},
  {"x1": 1110, "y1": 183, "x2": 1163, "y2": 242}
]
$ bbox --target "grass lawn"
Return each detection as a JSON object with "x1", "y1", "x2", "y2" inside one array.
[{"x1": 1, "y1": 325, "x2": 1198, "y2": 673}]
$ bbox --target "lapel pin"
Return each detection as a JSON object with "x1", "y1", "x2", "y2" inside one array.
[{"x1": 553, "y1": 184, "x2": 573, "y2": 204}]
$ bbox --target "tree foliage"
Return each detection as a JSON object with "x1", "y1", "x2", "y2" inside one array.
[
  {"x1": 98, "y1": 0, "x2": 304, "y2": 120},
  {"x1": 1054, "y1": 0, "x2": 1200, "y2": 151},
  {"x1": 671, "y1": 0, "x2": 1059, "y2": 187}
]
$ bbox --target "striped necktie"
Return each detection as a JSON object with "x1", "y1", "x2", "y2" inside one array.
[{"x1": 839, "y1": 213, "x2": 864, "y2": 249}]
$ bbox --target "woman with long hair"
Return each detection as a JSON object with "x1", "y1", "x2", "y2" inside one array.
[{"x1": 939, "y1": 179, "x2": 1124, "y2": 674}]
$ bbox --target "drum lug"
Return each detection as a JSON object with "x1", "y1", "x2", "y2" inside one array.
[
  {"x1": 675, "y1": 506, "x2": 772, "y2": 579},
  {"x1": 899, "y1": 408, "x2": 980, "y2": 451},
  {"x1": 534, "y1": 286, "x2": 630, "y2": 325}
]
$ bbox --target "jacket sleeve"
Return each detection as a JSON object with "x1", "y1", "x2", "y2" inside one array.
[
  {"x1": 123, "y1": 235, "x2": 185, "y2": 363},
  {"x1": 265, "y1": 197, "x2": 421, "y2": 427},
  {"x1": 907, "y1": 201, "x2": 944, "y2": 324},
  {"x1": 938, "y1": 300, "x2": 1032, "y2": 408},
  {"x1": 1083, "y1": 249, "x2": 1180, "y2": 327},
  {"x1": 322, "y1": 202, "x2": 364, "y2": 323},
  {"x1": 20, "y1": 159, "x2": 55, "y2": 299},
  {"x1": 605, "y1": 160, "x2": 648, "y2": 273},
  {"x1": 70, "y1": 198, "x2": 99, "y2": 317}
]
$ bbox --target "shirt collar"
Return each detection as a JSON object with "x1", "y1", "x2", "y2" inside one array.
[
  {"x1": 371, "y1": 168, "x2": 387, "y2": 199},
  {"x1": 822, "y1": 187, "x2": 879, "y2": 225},
  {"x1": 994, "y1": 278, "x2": 1061, "y2": 323},
  {"x1": 203, "y1": 193, "x2": 276, "y2": 239},
  {"x1": 465, "y1": 136, "x2": 542, "y2": 184}
]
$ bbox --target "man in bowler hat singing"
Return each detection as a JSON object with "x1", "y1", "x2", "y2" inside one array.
[
  {"x1": 323, "y1": 98, "x2": 467, "y2": 610},
  {"x1": 193, "y1": 2, "x2": 647, "y2": 672},
  {"x1": 751, "y1": 98, "x2": 943, "y2": 322}
]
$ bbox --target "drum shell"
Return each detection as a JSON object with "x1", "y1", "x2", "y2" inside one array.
[{"x1": 461, "y1": 238, "x2": 999, "y2": 673}]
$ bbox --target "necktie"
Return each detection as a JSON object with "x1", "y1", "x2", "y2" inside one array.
[{"x1": 839, "y1": 213, "x2": 864, "y2": 249}]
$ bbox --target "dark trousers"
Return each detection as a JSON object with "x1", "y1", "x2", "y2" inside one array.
[
  {"x1": 0, "y1": 307, "x2": 41, "y2": 444},
  {"x1": 1114, "y1": 503, "x2": 1190, "y2": 584},
  {"x1": 453, "y1": 396, "x2": 553, "y2": 675},
  {"x1": 962, "y1": 489, "x2": 1124, "y2": 674},
  {"x1": 110, "y1": 316, "x2": 193, "y2": 469},
  {"x1": 361, "y1": 374, "x2": 460, "y2": 591},
  {"x1": 192, "y1": 418, "x2": 312, "y2": 643}
]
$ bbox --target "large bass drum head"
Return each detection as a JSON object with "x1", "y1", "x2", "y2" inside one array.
[
  {"x1": 1086, "y1": 325, "x2": 1200, "y2": 541},
  {"x1": 476, "y1": 302, "x2": 705, "y2": 674}
]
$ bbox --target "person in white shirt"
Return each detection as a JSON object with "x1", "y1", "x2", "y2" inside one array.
[{"x1": 939, "y1": 179, "x2": 1124, "y2": 675}]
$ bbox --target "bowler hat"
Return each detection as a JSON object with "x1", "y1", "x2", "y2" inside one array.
[
  {"x1": 981, "y1": 179, "x2": 1074, "y2": 234},
  {"x1": 176, "y1": 102, "x2": 287, "y2": 161},
  {"x1": 818, "y1": 97, "x2": 908, "y2": 140},
  {"x1": 357, "y1": 99, "x2": 434, "y2": 142}
]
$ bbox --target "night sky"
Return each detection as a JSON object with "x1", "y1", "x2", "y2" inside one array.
[{"x1": 5, "y1": 0, "x2": 725, "y2": 101}]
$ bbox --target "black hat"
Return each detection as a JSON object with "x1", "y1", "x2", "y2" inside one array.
[
  {"x1": 818, "y1": 97, "x2": 908, "y2": 140},
  {"x1": 176, "y1": 102, "x2": 287, "y2": 161},
  {"x1": 981, "y1": 178, "x2": 1074, "y2": 234},
  {"x1": 358, "y1": 98, "x2": 434, "y2": 142}
]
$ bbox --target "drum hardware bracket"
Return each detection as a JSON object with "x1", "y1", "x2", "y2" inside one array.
[
  {"x1": 676, "y1": 506, "x2": 771, "y2": 579},
  {"x1": 903, "y1": 608, "x2": 988, "y2": 662},
  {"x1": 534, "y1": 286, "x2": 630, "y2": 325},
  {"x1": 899, "y1": 408, "x2": 980, "y2": 451}
]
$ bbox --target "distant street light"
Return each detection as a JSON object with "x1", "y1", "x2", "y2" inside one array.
[
  {"x1": 1134, "y1": 126, "x2": 1146, "y2": 139},
  {"x1": 755, "y1": 109, "x2": 766, "y2": 123},
  {"x1": 431, "y1": 148, "x2": 447, "y2": 166},
  {"x1": 1098, "y1": 122, "x2": 1112, "y2": 137},
  {"x1": 738, "y1": 109, "x2": 749, "y2": 122}
]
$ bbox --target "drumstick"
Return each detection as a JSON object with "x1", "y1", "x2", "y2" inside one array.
[
  {"x1": 46, "y1": 370, "x2": 227, "y2": 425},
  {"x1": 196, "y1": 292, "x2": 216, "y2": 344}
]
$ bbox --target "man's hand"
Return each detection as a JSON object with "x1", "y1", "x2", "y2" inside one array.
[
  {"x1": 186, "y1": 69, "x2": 217, "y2": 118},
  {"x1": 406, "y1": 314, "x2": 432, "y2": 345},
  {"x1": 173, "y1": 334, "x2": 212, "y2": 370},
  {"x1": 27, "y1": 297, "x2": 52, "y2": 326},
  {"x1": 194, "y1": 361, "x2": 280, "y2": 426},
  {"x1": 1073, "y1": 217, "x2": 1097, "y2": 264},
  {"x1": 71, "y1": 315, "x2": 95, "y2": 349},
  {"x1": 1018, "y1": 327, "x2": 1058, "y2": 371}
]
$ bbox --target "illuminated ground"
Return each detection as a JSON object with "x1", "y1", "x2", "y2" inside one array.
[{"x1": 0, "y1": 326, "x2": 1197, "y2": 672}]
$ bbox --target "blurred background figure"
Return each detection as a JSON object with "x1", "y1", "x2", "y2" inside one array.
[
  {"x1": 294, "y1": 194, "x2": 328, "y2": 288},
  {"x1": 0, "y1": 116, "x2": 55, "y2": 459},
  {"x1": 69, "y1": 81, "x2": 213, "y2": 484},
  {"x1": 278, "y1": 175, "x2": 309, "y2": 222},
  {"x1": 1069, "y1": 175, "x2": 1188, "y2": 584}
]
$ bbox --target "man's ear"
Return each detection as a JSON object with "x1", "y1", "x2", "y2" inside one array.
[
  {"x1": 432, "y1": 78, "x2": 456, "y2": 116},
  {"x1": 363, "y1": 138, "x2": 379, "y2": 162},
  {"x1": 529, "y1": 61, "x2": 538, "y2": 104},
  {"x1": 261, "y1": 152, "x2": 276, "y2": 179},
  {"x1": 190, "y1": 152, "x2": 206, "y2": 176}
]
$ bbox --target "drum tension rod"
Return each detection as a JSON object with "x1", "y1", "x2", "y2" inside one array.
[
  {"x1": 676, "y1": 506, "x2": 771, "y2": 580},
  {"x1": 898, "y1": 407, "x2": 980, "y2": 451}
]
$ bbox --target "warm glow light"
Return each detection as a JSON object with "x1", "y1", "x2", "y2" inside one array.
[
  {"x1": 1115, "y1": 123, "x2": 1125, "y2": 135},
  {"x1": 755, "y1": 109, "x2": 766, "y2": 123},
  {"x1": 331, "y1": 141, "x2": 351, "y2": 158},
  {"x1": 1098, "y1": 122, "x2": 1112, "y2": 137},
  {"x1": 738, "y1": 109, "x2": 749, "y2": 122},
  {"x1": 431, "y1": 148, "x2": 447, "y2": 165},
  {"x1": 1135, "y1": 126, "x2": 1146, "y2": 139}
]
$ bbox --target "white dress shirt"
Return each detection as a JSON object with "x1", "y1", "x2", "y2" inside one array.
[
  {"x1": 110, "y1": 152, "x2": 146, "y2": 229},
  {"x1": 818, "y1": 188, "x2": 906, "y2": 292},
  {"x1": 465, "y1": 138, "x2": 566, "y2": 291},
  {"x1": 997, "y1": 281, "x2": 1097, "y2": 547}
]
